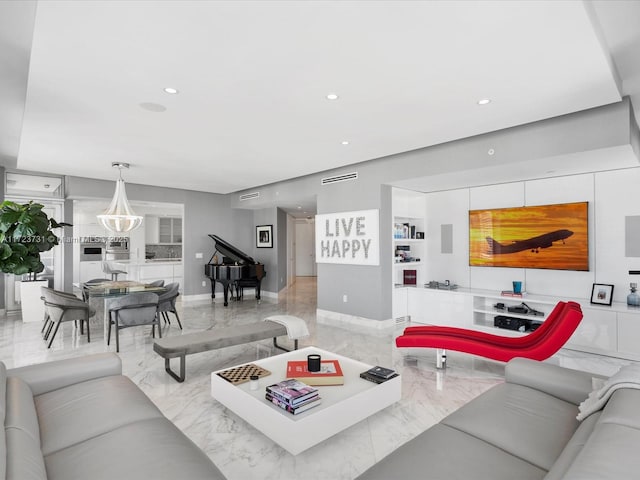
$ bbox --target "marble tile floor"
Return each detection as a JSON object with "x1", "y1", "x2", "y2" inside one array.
[{"x1": 0, "y1": 277, "x2": 636, "y2": 480}]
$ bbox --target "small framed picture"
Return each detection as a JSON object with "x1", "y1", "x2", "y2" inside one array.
[
  {"x1": 590, "y1": 283, "x2": 614, "y2": 306},
  {"x1": 256, "y1": 225, "x2": 273, "y2": 248}
]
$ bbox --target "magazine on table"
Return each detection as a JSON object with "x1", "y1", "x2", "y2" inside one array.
[
  {"x1": 265, "y1": 392, "x2": 322, "y2": 414},
  {"x1": 266, "y1": 378, "x2": 319, "y2": 405}
]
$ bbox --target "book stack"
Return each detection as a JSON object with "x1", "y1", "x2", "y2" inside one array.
[
  {"x1": 265, "y1": 378, "x2": 322, "y2": 415},
  {"x1": 286, "y1": 359, "x2": 344, "y2": 386},
  {"x1": 360, "y1": 365, "x2": 399, "y2": 384}
]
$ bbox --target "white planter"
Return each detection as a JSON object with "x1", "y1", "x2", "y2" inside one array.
[{"x1": 19, "y1": 280, "x2": 48, "y2": 323}]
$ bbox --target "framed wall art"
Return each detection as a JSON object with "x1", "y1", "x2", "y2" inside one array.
[
  {"x1": 256, "y1": 224, "x2": 273, "y2": 248},
  {"x1": 590, "y1": 283, "x2": 614, "y2": 306},
  {"x1": 469, "y1": 201, "x2": 589, "y2": 271}
]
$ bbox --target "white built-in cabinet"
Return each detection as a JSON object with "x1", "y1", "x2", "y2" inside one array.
[
  {"x1": 395, "y1": 286, "x2": 640, "y2": 361},
  {"x1": 392, "y1": 187, "x2": 427, "y2": 319}
]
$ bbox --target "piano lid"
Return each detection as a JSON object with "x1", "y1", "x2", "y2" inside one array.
[{"x1": 208, "y1": 234, "x2": 258, "y2": 265}]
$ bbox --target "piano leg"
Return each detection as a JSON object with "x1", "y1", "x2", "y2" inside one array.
[
  {"x1": 209, "y1": 279, "x2": 216, "y2": 299},
  {"x1": 256, "y1": 281, "x2": 262, "y2": 303},
  {"x1": 223, "y1": 284, "x2": 230, "y2": 307}
]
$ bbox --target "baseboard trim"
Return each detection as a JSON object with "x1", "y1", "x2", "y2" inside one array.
[
  {"x1": 181, "y1": 293, "x2": 212, "y2": 302},
  {"x1": 182, "y1": 289, "x2": 279, "y2": 302},
  {"x1": 316, "y1": 309, "x2": 395, "y2": 330}
]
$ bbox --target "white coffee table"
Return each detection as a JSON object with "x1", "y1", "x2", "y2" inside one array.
[{"x1": 210, "y1": 346, "x2": 401, "y2": 455}]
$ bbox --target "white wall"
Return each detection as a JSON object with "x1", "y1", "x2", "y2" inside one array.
[{"x1": 425, "y1": 167, "x2": 640, "y2": 304}]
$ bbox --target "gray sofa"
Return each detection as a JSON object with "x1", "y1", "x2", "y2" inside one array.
[
  {"x1": 358, "y1": 357, "x2": 638, "y2": 480},
  {"x1": 2, "y1": 353, "x2": 225, "y2": 480}
]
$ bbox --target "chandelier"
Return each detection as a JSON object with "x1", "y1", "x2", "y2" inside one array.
[{"x1": 97, "y1": 162, "x2": 143, "y2": 233}]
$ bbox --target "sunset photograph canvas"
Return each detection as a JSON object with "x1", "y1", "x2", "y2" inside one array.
[{"x1": 469, "y1": 202, "x2": 589, "y2": 271}]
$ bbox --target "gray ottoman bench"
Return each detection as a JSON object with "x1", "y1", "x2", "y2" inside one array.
[{"x1": 154, "y1": 317, "x2": 307, "y2": 382}]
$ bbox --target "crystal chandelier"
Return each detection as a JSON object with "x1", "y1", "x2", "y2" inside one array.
[{"x1": 97, "y1": 162, "x2": 143, "y2": 233}]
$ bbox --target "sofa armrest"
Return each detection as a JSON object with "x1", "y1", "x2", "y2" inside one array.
[
  {"x1": 7, "y1": 353, "x2": 122, "y2": 396},
  {"x1": 505, "y1": 357, "x2": 605, "y2": 405}
]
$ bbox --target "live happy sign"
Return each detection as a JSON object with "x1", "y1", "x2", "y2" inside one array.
[{"x1": 315, "y1": 209, "x2": 380, "y2": 266}]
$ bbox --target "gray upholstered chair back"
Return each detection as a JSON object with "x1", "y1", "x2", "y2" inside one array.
[
  {"x1": 42, "y1": 287, "x2": 89, "y2": 323},
  {"x1": 82, "y1": 278, "x2": 110, "y2": 300},
  {"x1": 109, "y1": 292, "x2": 159, "y2": 327},
  {"x1": 148, "y1": 279, "x2": 165, "y2": 287},
  {"x1": 158, "y1": 283, "x2": 179, "y2": 311}
]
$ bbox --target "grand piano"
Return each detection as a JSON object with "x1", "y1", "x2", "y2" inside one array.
[{"x1": 204, "y1": 234, "x2": 266, "y2": 306}]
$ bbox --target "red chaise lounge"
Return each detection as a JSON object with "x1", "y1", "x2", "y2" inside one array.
[{"x1": 395, "y1": 301, "x2": 583, "y2": 365}]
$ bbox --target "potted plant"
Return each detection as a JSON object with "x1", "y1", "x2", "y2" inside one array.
[{"x1": 0, "y1": 200, "x2": 71, "y2": 322}]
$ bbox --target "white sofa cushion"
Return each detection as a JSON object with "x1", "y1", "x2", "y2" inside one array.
[
  {"x1": 35, "y1": 375, "x2": 163, "y2": 456},
  {"x1": 44, "y1": 417, "x2": 223, "y2": 480},
  {"x1": 562, "y1": 389, "x2": 640, "y2": 480},
  {"x1": 5, "y1": 377, "x2": 47, "y2": 480},
  {"x1": 441, "y1": 383, "x2": 579, "y2": 471}
]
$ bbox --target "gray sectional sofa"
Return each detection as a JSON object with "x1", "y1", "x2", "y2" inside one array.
[
  {"x1": 2, "y1": 353, "x2": 225, "y2": 480},
  {"x1": 358, "y1": 357, "x2": 638, "y2": 480}
]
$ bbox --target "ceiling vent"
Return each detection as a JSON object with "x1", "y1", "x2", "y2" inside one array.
[
  {"x1": 239, "y1": 191, "x2": 260, "y2": 201},
  {"x1": 321, "y1": 172, "x2": 358, "y2": 186}
]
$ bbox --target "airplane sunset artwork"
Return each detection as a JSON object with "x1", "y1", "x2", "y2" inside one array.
[{"x1": 469, "y1": 202, "x2": 589, "y2": 271}]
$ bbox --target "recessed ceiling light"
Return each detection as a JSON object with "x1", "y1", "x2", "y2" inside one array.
[
  {"x1": 163, "y1": 87, "x2": 179, "y2": 94},
  {"x1": 487, "y1": 148, "x2": 495, "y2": 155},
  {"x1": 477, "y1": 98, "x2": 491, "y2": 105},
  {"x1": 326, "y1": 93, "x2": 339, "y2": 100},
  {"x1": 341, "y1": 141, "x2": 350, "y2": 145},
  {"x1": 297, "y1": 206, "x2": 302, "y2": 209}
]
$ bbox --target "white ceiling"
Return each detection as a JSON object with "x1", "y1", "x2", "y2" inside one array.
[{"x1": 2, "y1": 1, "x2": 640, "y2": 202}]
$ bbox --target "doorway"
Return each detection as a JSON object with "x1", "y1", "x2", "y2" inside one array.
[{"x1": 294, "y1": 218, "x2": 316, "y2": 276}]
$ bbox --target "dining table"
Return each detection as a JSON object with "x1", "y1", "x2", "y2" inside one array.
[{"x1": 83, "y1": 280, "x2": 167, "y2": 344}]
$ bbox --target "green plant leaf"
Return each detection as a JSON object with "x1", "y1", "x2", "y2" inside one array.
[
  {"x1": 0, "y1": 201, "x2": 65, "y2": 275},
  {"x1": 0, "y1": 243, "x2": 11, "y2": 260}
]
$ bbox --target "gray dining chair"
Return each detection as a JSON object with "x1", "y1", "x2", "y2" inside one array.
[
  {"x1": 102, "y1": 262, "x2": 127, "y2": 281},
  {"x1": 157, "y1": 282, "x2": 182, "y2": 329},
  {"x1": 40, "y1": 287, "x2": 80, "y2": 335},
  {"x1": 107, "y1": 292, "x2": 160, "y2": 352},
  {"x1": 81, "y1": 278, "x2": 110, "y2": 301},
  {"x1": 41, "y1": 287, "x2": 95, "y2": 348},
  {"x1": 148, "y1": 279, "x2": 165, "y2": 287}
]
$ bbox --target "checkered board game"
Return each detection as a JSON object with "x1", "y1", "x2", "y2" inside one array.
[{"x1": 217, "y1": 363, "x2": 272, "y2": 385}]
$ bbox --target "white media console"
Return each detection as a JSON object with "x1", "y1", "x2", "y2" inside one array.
[{"x1": 394, "y1": 286, "x2": 640, "y2": 361}]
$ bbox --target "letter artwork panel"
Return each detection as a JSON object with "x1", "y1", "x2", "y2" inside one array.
[{"x1": 315, "y1": 209, "x2": 379, "y2": 266}]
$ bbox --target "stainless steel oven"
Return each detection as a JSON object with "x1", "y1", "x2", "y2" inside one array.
[
  {"x1": 106, "y1": 237, "x2": 129, "y2": 253},
  {"x1": 80, "y1": 240, "x2": 105, "y2": 261}
]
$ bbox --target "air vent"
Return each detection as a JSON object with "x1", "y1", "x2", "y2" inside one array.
[
  {"x1": 239, "y1": 192, "x2": 260, "y2": 201},
  {"x1": 395, "y1": 316, "x2": 408, "y2": 325},
  {"x1": 321, "y1": 172, "x2": 358, "y2": 186}
]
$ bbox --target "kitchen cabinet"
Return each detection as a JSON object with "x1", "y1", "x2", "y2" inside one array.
[
  {"x1": 113, "y1": 261, "x2": 183, "y2": 292},
  {"x1": 145, "y1": 215, "x2": 159, "y2": 243},
  {"x1": 159, "y1": 217, "x2": 182, "y2": 243},
  {"x1": 145, "y1": 216, "x2": 182, "y2": 244}
]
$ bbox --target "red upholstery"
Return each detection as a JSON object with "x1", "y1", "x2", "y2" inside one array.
[{"x1": 395, "y1": 301, "x2": 583, "y2": 362}]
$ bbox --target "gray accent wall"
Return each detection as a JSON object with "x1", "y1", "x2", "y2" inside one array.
[
  {"x1": 277, "y1": 208, "x2": 288, "y2": 292},
  {"x1": 66, "y1": 176, "x2": 253, "y2": 297},
  {"x1": 250, "y1": 207, "x2": 288, "y2": 294}
]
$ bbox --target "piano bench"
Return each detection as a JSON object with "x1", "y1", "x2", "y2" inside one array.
[{"x1": 153, "y1": 320, "x2": 296, "y2": 382}]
